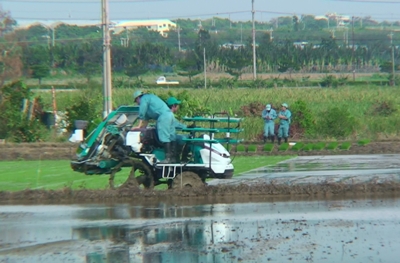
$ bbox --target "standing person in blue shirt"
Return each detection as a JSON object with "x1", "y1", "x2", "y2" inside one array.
[
  {"x1": 261, "y1": 104, "x2": 277, "y2": 143},
  {"x1": 132, "y1": 90, "x2": 175, "y2": 163},
  {"x1": 277, "y1": 103, "x2": 292, "y2": 145}
]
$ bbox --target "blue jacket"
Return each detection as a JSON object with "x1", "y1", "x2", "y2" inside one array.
[
  {"x1": 173, "y1": 117, "x2": 187, "y2": 129},
  {"x1": 278, "y1": 109, "x2": 292, "y2": 125},
  {"x1": 138, "y1": 94, "x2": 171, "y2": 121},
  {"x1": 262, "y1": 108, "x2": 277, "y2": 123}
]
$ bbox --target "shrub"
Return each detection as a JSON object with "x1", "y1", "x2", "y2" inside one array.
[
  {"x1": 320, "y1": 75, "x2": 347, "y2": 88},
  {"x1": 0, "y1": 81, "x2": 49, "y2": 142},
  {"x1": 340, "y1": 142, "x2": 352, "y2": 150},
  {"x1": 159, "y1": 90, "x2": 212, "y2": 118},
  {"x1": 318, "y1": 107, "x2": 357, "y2": 139},
  {"x1": 65, "y1": 92, "x2": 102, "y2": 132},
  {"x1": 320, "y1": 75, "x2": 337, "y2": 87},
  {"x1": 290, "y1": 100, "x2": 317, "y2": 138}
]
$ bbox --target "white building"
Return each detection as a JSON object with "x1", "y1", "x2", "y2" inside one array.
[{"x1": 113, "y1": 19, "x2": 177, "y2": 37}]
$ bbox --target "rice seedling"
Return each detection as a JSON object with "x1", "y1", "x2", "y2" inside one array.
[
  {"x1": 326, "y1": 142, "x2": 339, "y2": 150},
  {"x1": 247, "y1": 144, "x2": 257, "y2": 152},
  {"x1": 313, "y1": 142, "x2": 326, "y2": 150},
  {"x1": 358, "y1": 139, "x2": 371, "y2": 146},
  {"x1": 303, "y1": 143, "x2": 314, "y2": 151},
  {"x1": 291, "y1": 142, "x2": 304, "y2": 151},
  {"x1": 278, "y1": 143, "x2": 289, "y2": 151},
  {"x1": 263, "y1": 143, "x2": 275, "y2": 152},
  {"x1": 340, "y1": 142, "x2": 352, "y2": 150},
  {"x1": 236, "y1": 144, "x2": 247, "y2": 152}
]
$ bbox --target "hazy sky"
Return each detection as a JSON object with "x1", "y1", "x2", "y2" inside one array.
[{"x1": 2, "y1": 0, "x2": 400, "y2": 25}]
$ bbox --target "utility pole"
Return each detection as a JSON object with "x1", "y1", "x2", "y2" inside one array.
[
  {"x1": 389, "y1": 31, "x2": 395, "y2": 86},
  {"x1": 178, "y1": 25, "x2": 181, "y2": 52},
  {"x1": 204, "y1": 47, "x2": 207, "y2": 89},
  {"x1": 352, "y1": 16, "x2": 355, "y2": 81},
  {"x1": 240, "y1": 23, "x2": 243, "y2": 43},
  {"x1": 102, "y1": 0, "x2": 112, "y2": 117},
  {"x1": 125, "y1": 27, "x2": 129, "y2": 47},
  {"x1": 51, "y1": 27, "x2": 55, "y2": 47},
  {"x1": 252, "y1": 0, "x2": 257, "y2": 80}
]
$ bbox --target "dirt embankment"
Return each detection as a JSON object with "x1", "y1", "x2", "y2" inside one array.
[
  {"x1": 0, "y1": 141, "x2": 399, "y2": 161},
  {"x1": 1, "y1": 181, "x2": 400, "y2": 204}
]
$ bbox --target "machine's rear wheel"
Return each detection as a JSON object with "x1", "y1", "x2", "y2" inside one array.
[
  {"x1": 171, "y1": 171, "x2": 205, "y2": 189},
  {"x1": 109, "y1": 159, "x2": 154, "y2": 189}
]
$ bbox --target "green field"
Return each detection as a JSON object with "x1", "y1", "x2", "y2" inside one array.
[
  {"x1": 37, "y1": 85, "x2": 400, "y2": 141},
  {"x1": 0, "y1": 156, "x2": 293, "y2": 192}
]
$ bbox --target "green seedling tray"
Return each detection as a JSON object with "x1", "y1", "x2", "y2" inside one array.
[
  {"x1": 181, "y1": 128, "x2": 219, "y2": 133},
  {"x1": 182, "y1": 138, "x2": 219, "y2": 143},
  {"x1": 183, "y1": 117, "x2": 220, "y2": 122},
  {"x1": 263, "y1": 144, "x2": 274, "y2": 152},
  {"x1": 326, "y1": 142, "x2": 339, "y2": 150},
  {"x1": 215, "y1": 138, "x2": 244, "y2": 144},
  {"x1": 217, "y1": 128, "x2": 244, "y2": 133},
  {"x1": 236, "y1": 144, "x2": 246, "y2": 152}
]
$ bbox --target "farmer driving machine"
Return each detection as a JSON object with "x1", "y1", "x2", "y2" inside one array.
[{"x1": 70, "y1": 106, "x2": 244, "y2": 189}]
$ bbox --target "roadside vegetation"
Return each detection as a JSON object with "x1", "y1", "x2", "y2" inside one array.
[{"x1": 2, "y1": 80, "x2": 400, "y2": 143}]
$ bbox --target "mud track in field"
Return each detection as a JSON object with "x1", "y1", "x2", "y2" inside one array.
[
  {"x1": 0, "y1": 141, "x2": 399, "y2": 203},
  {"x1": 1, "y1": 181, "x2": 400, "y2": 204},
  {"x1": 1, "y1": 141, "x2": 400, "y2": 161}
]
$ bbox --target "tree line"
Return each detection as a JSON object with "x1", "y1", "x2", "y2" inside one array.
[{"x1": 1, "y1": 8, "x2": 400, "y2": 85}]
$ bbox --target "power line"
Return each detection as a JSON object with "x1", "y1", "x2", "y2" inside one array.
[
  {"x1": 1, "y1": 0, "x2": 177, "y2": 3},
  {"x1": 332, "y1": 0, "x2": 400, "y2": 3},
  {"x1": 11, "y1": 10, "x2": 251, "y2": 21}
]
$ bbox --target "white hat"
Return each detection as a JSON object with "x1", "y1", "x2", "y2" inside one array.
[{"x1": 265, "y1": 104, "x2": 271, "y2": 110}]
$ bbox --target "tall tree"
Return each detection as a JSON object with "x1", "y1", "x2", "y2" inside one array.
[{"x1": 0, "y1": 7, "x2": 22, "y2": 86}]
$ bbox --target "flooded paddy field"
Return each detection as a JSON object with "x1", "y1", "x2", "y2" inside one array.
[
  {"x1": 1, "y1": 197, "x2": 400, "y2": 263},
  {"x1": 1, "y1": 154, "x2": 400, "y2": 263}
]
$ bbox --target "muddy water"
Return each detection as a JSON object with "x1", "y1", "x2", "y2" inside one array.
[
  {"x1": 1, "y1": 198, "x2": 400, "y2": 263},
  {"x1": 1, "y1": 154, "x2": 400, "y2": 263},
  {"x1": 209, "y1": 154, "x2": 400, "y2": 186}
]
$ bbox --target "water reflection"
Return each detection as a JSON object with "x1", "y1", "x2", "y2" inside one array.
[
  {"x1": 1, "y1": 199, "x2": 400, "y2": 263},
  {"x1": 261, "y1": 154, "x2": 400, "y2": 173}
]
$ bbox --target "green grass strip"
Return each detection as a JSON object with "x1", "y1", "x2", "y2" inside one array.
[{"x1": 0, "y1": 156, "x2": 296, "y2": 192}]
